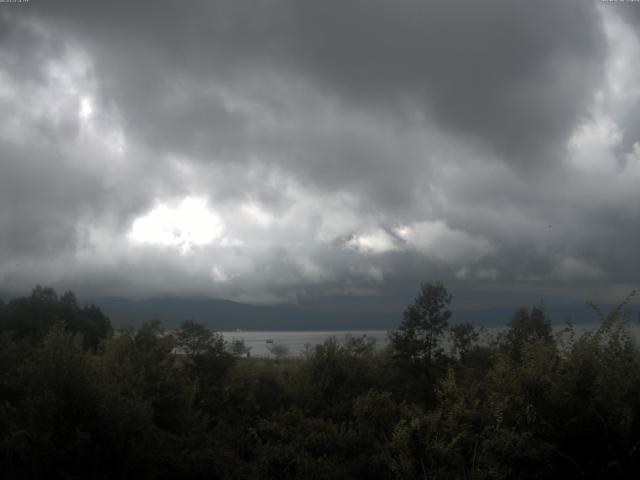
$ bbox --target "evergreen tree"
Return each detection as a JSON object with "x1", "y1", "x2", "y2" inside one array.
[{"x1": 390, "y1": 281, "x2": 452, "y2": 364}]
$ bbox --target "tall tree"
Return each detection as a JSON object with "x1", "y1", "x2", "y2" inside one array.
[
  {"x1": 501, "y1": 306, "x2": 553, "y2": 360},
  {"x1": 390, "y1": 282, "x2": 452, "y2": 364},
  {"x1": 175, "y1": 320, "x2": 216, "y2": 356}
]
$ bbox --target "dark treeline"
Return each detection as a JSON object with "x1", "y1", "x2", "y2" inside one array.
[{"x1": 1, "y1": 283, "x2": 640, "y2": 479}]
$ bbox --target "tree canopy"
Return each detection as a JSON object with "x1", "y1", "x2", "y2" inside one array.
[
  {"x1": 2, "y1": 284, "x2": 640, "y2": 479},
  {"x1": 390, "y1": 281, "x2": 452, "y2": 364}
]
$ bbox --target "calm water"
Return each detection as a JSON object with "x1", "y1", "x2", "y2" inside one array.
[
  {"x1": 220, "y1": 330, "x2": 389, "y2": 357},
  {"x1": 221, "y1": 323, "x2": 640, "y2": 357}
]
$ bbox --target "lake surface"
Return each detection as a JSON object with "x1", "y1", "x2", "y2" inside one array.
[
  {"x1": 221, "y1": 323, "x2": 640, "y2": 357},
  {"x1": 220, "y1": 330, "x2": 390, "y2": 357}
]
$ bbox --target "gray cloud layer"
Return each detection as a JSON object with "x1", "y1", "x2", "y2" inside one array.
[{"x1": 1, "y1": 1, "x2": 639, "y2": 308}]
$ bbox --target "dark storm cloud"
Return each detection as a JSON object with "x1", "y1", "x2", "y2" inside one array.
[
  {"x1": 1, "y1": 1, "x2": 638, "y2": 306},
  {"x1": 25, "y1": 0, "x2": 605, "y2": 167},
  {"x1": 278, "y1": 0, "x2": 605, "y2": 162}
]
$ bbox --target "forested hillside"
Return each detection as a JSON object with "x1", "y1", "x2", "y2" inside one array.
[{"x1": 1, "y1": 284, "x2": 639, "y2": 479}]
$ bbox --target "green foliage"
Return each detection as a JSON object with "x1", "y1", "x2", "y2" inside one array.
[
  {"x1": 500, "y1": 306, "x2": 554, "y2": 360},
  {"x1": 299, "y1": 335, "x2": 378, "y2": 419},
  {"x1": 253, "y1": 409, "x2": 353, "y2": 479},
  {"x1": 228, "y1": 337, "x2": 251, "y2": 357},
  {"x1": 390, "y1": 281, "x2": 452, "y2": 365},
  {"x1": 2, "y1": 284, "x2": 640, "y2": 479},
  {"x1": 0, "y1": 286, "x2": 111, "y2": 349},
  {"x1": 449, "y1": 321, "x2": 480, "y2": 359},
  {"x1": 267, "y1": 342, "x2": 290, "y2": 359},
  {"x1": 225, "y1": 358, "x2": 293, "y2": 420}
]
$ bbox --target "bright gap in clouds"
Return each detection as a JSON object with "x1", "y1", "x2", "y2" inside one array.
[
  {"x1": 128, "y1": 197, "x2": 227, "y2": 253},
  {"x1": 78, "y1": 96, "x2": 93, "y2": 120}
]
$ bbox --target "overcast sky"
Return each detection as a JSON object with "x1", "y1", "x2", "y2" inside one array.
[{"x1": 1, "y1": 1, "x2": 639, "y2": 312}]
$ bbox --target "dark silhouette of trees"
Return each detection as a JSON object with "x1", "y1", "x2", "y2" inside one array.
[
  {"x1": 0, "y1": 285, "x2": 111, "y2": 349},
  {"x1": 390, "y1": 281, "x2": 452, "y2": 365},
  {"x1": 175, "y1": 319, "x2": 218, "y2": 356},
  {"x1": 500, "y1": 305, "x2": 553, "y2": 360},
  {"x1": 1, "y1": 283, "x2": 640, "y2": 479},
  {"x1": 449, "y1": 321, "x2": 480, "y2": 359}
]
